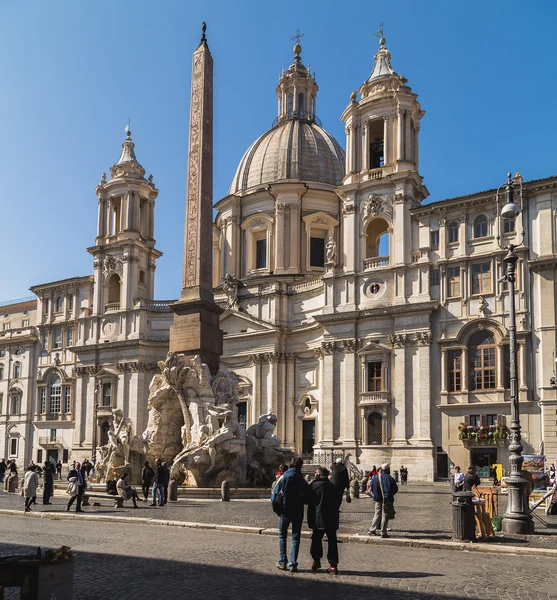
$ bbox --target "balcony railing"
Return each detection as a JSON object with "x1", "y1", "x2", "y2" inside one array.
[
  {"x1": 38, "y1": 437, "x2": 64, "y2": 447},
  {"x1": 363, "y1": 257, "x2": 390, "y2": 270},
  {"x1": 134, "y1": 299, "x2": 174, "y2": 312},
  {"x1": 358, "y1": 391, "x2": 390, "y2": 405},
  {"x1": 105, "y1": 302, "x2": 120, "y2": 312}
]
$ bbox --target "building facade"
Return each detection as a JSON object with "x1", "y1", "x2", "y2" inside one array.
[{"x1": 213, "y1": 37, "x2": 557, "y2": 480}]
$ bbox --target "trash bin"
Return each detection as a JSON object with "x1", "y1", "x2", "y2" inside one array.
[
  {"x1": 393, "y1": 470, "x2": 399, "y2": 483},
  {"x1": 452, "y1": 491, "x2": 476, "y2": 541}
]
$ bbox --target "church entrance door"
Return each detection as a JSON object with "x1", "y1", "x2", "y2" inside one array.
[{"x1": 302, "y1": 420, "x2": 315, "y2": 456}]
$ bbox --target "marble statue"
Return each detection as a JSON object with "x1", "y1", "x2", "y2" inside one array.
[
  {"x1": 108, "y1": 408, "x2": 132, "y2": 465},
  {"x1": 223, "y1": 273, "x2": 241, "y2": 310},
  {"x1": 326, "y1": 237, "x2": 336, "y2": 265},
  {"x1": 246, "y1": 412, "x2": 277, "y2": 439}
]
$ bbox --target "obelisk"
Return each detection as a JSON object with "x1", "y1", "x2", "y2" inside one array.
[{"x1": 170, "y1": 22, "x2": 223, "y2": 374}]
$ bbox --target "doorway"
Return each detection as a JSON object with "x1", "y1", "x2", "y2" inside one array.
[
  {"x1": 46, "y1": 449, "x2": 58, "y2": 467},
  {"x1": 302, "y1": 420, "x2": 315, "y2": 456},
  {"x1": 470, "y1": 448, "x2": 497, "y2": 479}
]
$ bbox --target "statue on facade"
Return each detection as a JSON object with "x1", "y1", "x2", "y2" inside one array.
[
  {"x1": 223, "y1": 273, "x2": 242, "y2": 310},
  {"x1": 325, "y1": 237, "x2": 337, "y2": 266}
]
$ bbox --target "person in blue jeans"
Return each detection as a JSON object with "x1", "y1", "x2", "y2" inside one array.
[
  {"x1": 271, "y1": 457, "x2": 308, "y2": 572},
  {"x1": 150, "y1": 458, "x2": 165, "y2": 506}
]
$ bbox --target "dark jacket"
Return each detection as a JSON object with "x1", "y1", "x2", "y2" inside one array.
[
  {"x1": 154, "y1": 465, "x2": 166, "y2": 485},
  {"x1": 142, "y1": 466, "x2": 155, "y2": 484},
  {"x1": 271, "y1": 467, "x2": 308, "y2": 520},
  {"x1": 0, "y1": 461, "x2": 6, "y2": 474},
  {"x1": 43, "y1": 463, "x2": 54, "y2": 484},
  {"x1": 330, "y1": 463, "x2": 350, "y2": 494},
  {"x1": 370, "y1": 473, "x2": 398, "y2": 503},
  {"x1": 463, "y1": 471, "x2": 480, "y2": 492},
  {"x1": 162, "y1": 465, "x2": 171, "y2": 486},
  {"x1": 307, "y1": 477, "x2": 339, "y2": 531}
]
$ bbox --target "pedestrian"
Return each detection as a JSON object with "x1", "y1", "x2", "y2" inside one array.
[
  {"x1": 491, "y1": 464, "x2": 498, "y2": 487},
  {"x1": 453, "y1": 466, "x2": 464, "y2": 491},
  {"x1": 0, "y1": 458, "x2": 6, "y2": 485},
  {"x1": 141, "y1": 461, "x2": 155, "y2": 501},
  {"x1": 42, "y1": 461, "x2": 54, "y2": 505},
  {"x1": 66, "y1": 461, "x2": 86, "y2": 513},
  {"x1": 151, "y1": 458, "x2": 165, "y2": 506},
  {"x1": 368, "y1": 463, "x2": 398, "y2": 538},
  {"x1": 369, "y1": 465, "x2": 377, "y2": 477},
  {"x1": 307, "y1": 467, "x2": 340, "y2": 575},
  {"x1": 330, "y1": 457, "x2": 350, "y2": 508},
  {"x1": 56, "y1": 460, "x2": 62, "y2": 480},
  {"x1": 161, "y1": 461, "x2": 170, "y2": 505},
  {"x1": 400, "y1": 466, "x2": 408, "y2": 485},
  {"x1": 463, "y1": 466, "x2": 480, "y2": 493},
  {"x1": 270, "y1": 457, "x2": 308, "y2": 572},
  {"x1": 116, "y1": 472, "x2": 142, "y2": 508},
  {"x1": 7, "y1": 460, "x2": 18, "y2": 492},
  {"x1": 23, "y1": 466, "x2": 39, "y2": 513}
]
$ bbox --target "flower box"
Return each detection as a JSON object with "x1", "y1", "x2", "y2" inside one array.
[{"x1": 458, "y1": 423, "x2": 509, "y2": 445}]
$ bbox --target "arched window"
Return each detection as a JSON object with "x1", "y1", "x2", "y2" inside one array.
[
  {"x1": 55, "y1": 296, "x2": 63, "y2": 312},
  {"x1": 287, "y1": 93, "x2": 294, "y2": 118},
  {"x1": 107, "y1": 274, "x2": 121, "y2": 305},
  {"x1": 365, "y1": 218, "x2": 390, "y2": 265},
  {"x1": 473, "y1": 215, "x2": 488, "y2": 239},
  {"x1": 469, "y1": 331, "x2": 496, "y2": 391},
  {"x1": 49, "y1": 375, "x2": 61, "y2": 414},
  {"x1": 298, "y1": 92, "x2": 304, "y2": 117},
  {"x1": 448, "y1": 221, "x2": 459, "y2": 243},
  {"x1": 13, "y1": 362, "x2": 21, "y2": 379},
  {"x1": 367, "y1": 412, "x2": 383, "y2": 445},
  {"x1": 100, "y1": 422, "x2": 110, "y2": 446}
]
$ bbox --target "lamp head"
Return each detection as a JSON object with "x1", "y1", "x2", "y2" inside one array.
[{"x1": 501, "y1": 202, "x2": 520, "y2": 220}]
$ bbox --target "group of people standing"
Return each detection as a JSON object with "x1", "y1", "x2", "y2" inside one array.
[{"x1": 141, "y1": 459, "x2": 171, "y2": 506}]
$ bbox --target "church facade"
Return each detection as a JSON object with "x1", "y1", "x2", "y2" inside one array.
[{"x1": 212, "y1": 37, "x2": 557, "y2": 480}]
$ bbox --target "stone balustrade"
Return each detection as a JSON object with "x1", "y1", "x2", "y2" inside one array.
[
  {"x1": 358, "y1": 391, "x2": 390, "y2": 405},
  {"x1": 363, "y1": 256, "x2": 390, "y2": 270}
]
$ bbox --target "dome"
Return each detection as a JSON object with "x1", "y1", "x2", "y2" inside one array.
[{"x1": 229, "y1": 119, "x2": 345, "y2": 194}]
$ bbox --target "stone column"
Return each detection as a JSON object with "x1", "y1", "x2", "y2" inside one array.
[
  {"x1": 345, "y1": 126, "x2": 352, "y2": 174},
  {"x1": 383, "y1": 116, "x2": 390, "y2": 164},
  {"x1": 285, "y1": 353, "x2": 296, "y2": 448},
  {"x1": 405, "y1": 113, "x2": 412, "y2": 162},
  {"x1": 440, "y1": 348, "x2": 448, "y2": 393},
  {"x1": 321, "y1": 342, "x2": 335, "y2": 445},
  {"x1": 289, "y1": 203, "x2": 301, "y2": 272},
  {"x1": 97, "y1": 194, "x2": 106, "y2": 239},
  {"x1": 341, "y1": 340, "x2": 357, "y2": 445},
  {"x1": 416, "y1": 337, "x2": 432, "y2": 441},
  {"x1": 461, "y1": 347, "x2": 469, "y2": 393},
  {"x1": 148, "y1": 200, "x2": 155, "y2": 240},
  {"x1": 497, "y1": 345, "x2": 505, "y2": 390},
  {"x1": 275, "y1": 204, "x2": 286, "y2": 273},
  {"x1": 439, "y1": 218, "x2": 447, "y2": 259},
  {"x1": 362, "y1": 121, "x2": 369, "y2": 170},
  {"x1": 250, "y1": 354, "x2": 262, "y2": 427},
  {"x1": 397, "y1": 108, "x2": 403, "y2": 162},
  {"x1": 391, "y1": 336, "x2": 408, "y2": 445}
]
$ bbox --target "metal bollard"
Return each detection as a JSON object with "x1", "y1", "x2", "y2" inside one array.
[
  {"x1": 221, "y1": 479, "x2": 230, "y2": 502},
  {"x1": 168, "y1": 479, "x2": 178, "y2": 502},
  {"x1": 452, "y1": 491, "x2": 476, "y2": 541},
  {"x1": 351, "y1": 480, "x2": 360, "y2": 499}
]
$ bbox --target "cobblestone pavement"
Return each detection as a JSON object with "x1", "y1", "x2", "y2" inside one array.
[
  {"x1": 1, "y1": 514, "x2": 557, "y2": 600},
  {"x1": 2, "y1": 484, "x2": 557, "y2": 549}
]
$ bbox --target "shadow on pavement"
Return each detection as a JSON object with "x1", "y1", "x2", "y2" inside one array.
[{"x1": 0, "y1": 541, "x2": 456, "y2": 600}]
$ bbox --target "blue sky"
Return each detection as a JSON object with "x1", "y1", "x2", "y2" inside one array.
[{"x1": 1, "y1": 1, "x2": 555, "y2": 302}]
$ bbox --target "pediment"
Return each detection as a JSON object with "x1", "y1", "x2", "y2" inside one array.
[
  {"x1": 358, "y1": 340, "x2": 391, "y2": 354},
  {"x1": 220, "y1": 310, "x2": 276, "y2": 335}
]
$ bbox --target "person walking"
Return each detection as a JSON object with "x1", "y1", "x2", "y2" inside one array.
[
  {"x1": 307, "y1": 467, "x2": 340, "y2": 575},
  {"x1": 151, "y1": 459, "x2": 165, "y2": 506},
  {"x1": 400, "y1": 466, "x2": 408, "y2": 485},
  {"x1": 56, "y1": 460, "x2": 63, "y2": 480},
  {"x1": 161, "y1": 462, "x2": 171, "y2": 505},
  {"x1": 23, "y1": 466, "x2": 39, "y2": 512},
  {"x1": 66, "y1": 461, "x2": 86, "y2": 513},
  {"x1": 463, "y1": 466, "x2": 480, "y2": 493},
  {"x1": 330, "y1": 457, "x2": 350, "y2": 508},
  {"x1": 0, "y1": 458, "x2": 6, "y2": 485},
  {"x1": 368, "y1": 463, "x2": 398, "y2": 538},
  {"x1": 141, "y1": 461, "x2": 155, "y2": 501},
  {"x1": 42, "y1": 461, "x2": 54, "y2": 505},
  {"x1": 270, "y1": 457, "x2": 308, "y2": 572},
  {"x1": 453, "y1": 466, "x2": 464, "y2": 491}
]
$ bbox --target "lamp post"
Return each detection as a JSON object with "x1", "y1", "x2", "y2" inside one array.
[
  {"x1": 496, "y1": 173, "x2": 534, "y2": 535},
  {"x1": 92, "y1": 383, "x2": 100, "y2": 471}
]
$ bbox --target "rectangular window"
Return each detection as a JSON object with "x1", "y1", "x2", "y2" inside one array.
[
  {"x1": 102, "y1": 383, "x2": 112, "y2": 407},
  {"x1": 448, "y1": 222, "x2": 459, "y2": 243},
  {"x1": 53, "y1": 328, "x2": 62, "y2": 349},
  {"x1": 40, "y1": 388, "x2": 46, "y2": 413},
  {"x1": 472, "y1": 262, "x2": 491, "y2": 295},
  {"x1": 43, "y1": 331, "x2": 49, "y2": 351},
  {"x1": 10, "y1": 438, "x2": 17, "y2": 456},
  {"x1": 50, "y1": 429, "x2": 57, "y2": 442},
  {"x1": 13, "y1": 363, "x2": 21, "y2": 378},
  {"x1": 11, "y1": 395, "x2": 19, "y2": 415},
  {"x1": 469, "y1": 415, "x2": 481, "y2": 428},
  {"x1": 485, "y1": 414, "x2": 498, "y2": 426},
  {"x1": 2, "y1": 323, "x2": 9, "y2": 331},
  {"x1": 448, "y1": 350, "x2": 462, "y2": 392},
  {"x1": 69, "y1": 294, "x2": 74, "y2": 310},
  {"x1": 37, "y1": 449, "x2": 43, "y2": 464},
  {"x1": 367, "y1": 361, "x2": 383, "y2": 392},
  {"x1": 0, "y1": 365, "x2": 3, "y2": 380},
  {"x1": 471, "y1": 346, "x2": 496, "y2": 390},
  {"x1": 63, "y1": 386, "x2": 71, "y2": 413},
  {"x1": 430, "y1": 230, "x2": 439, "y2": 251},
  {"x1": 504, "y1": 218, "x2": 516, "y2": 234},
  {"x1": 430, "y1": 269, "x2": 440, "y2": 287},
  {"x1": 447, "y1": 267, "x2": 461, "y2": 298},
  {"x1": 0, "y1": 349, "x2": 4, "y2": 357},
  {"x1": 49, "y1": 386, "x2": 61, "y2": 415},
  {"x1": 44, "y1": 299, "x2": 49, "y2": 314},
  {"x1": 22, "y1": 319, "x2": 29, "y2": 328},
  {"x1": 255, "y1": 238, "x2": 267, "y2": 270},
  {"x1": 139, "y1": 270, "x2": 146, "y2": 284},
  {"x1": 309, "y1": 237, "x2": 325, "y2": 268},
  {"x1": 67, "y1": 327, "x2": 74, "y2": 347},
  {"x1": 62, "y1": 449, "x2": 69, "y2": 463}
]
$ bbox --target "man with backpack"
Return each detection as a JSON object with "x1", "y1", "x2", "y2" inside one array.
[{"x1": 270, "y1": 457, "x2": 308, "y2": 572}]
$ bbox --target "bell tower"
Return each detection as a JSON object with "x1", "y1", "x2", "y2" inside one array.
[{"x1": 88, "y1": 128, "x2": 162, "y2": 316}]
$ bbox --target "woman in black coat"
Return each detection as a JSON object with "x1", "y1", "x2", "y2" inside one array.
[
  {"x1": 307, "y1": 467, "x2": 340, "y2": 574},
  {"x1": 42, "y1": 461, "x2": 54, "y2": 504}
]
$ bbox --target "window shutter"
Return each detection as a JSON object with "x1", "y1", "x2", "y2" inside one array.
[
  {"x1": 496, "y1": 414, "x2": 505, "y2": 426},
  {"x1": 464, "y1": 415, "x2": 470, "y2": 425},
  {"x1": 481, "y1": 415, "x2": 487, "y2": 426}
]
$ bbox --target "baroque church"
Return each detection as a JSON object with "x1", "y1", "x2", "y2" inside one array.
[{"x1": 1, "y1": 34, "x2": 557, "y2": 481}]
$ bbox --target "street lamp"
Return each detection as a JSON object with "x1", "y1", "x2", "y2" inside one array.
[
  {"x1": 496, "y1": 173, "x2": 534, "y2": 535},
  {"x1": 91, "y1": 383, "x2": 100, "y2": 471}
]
